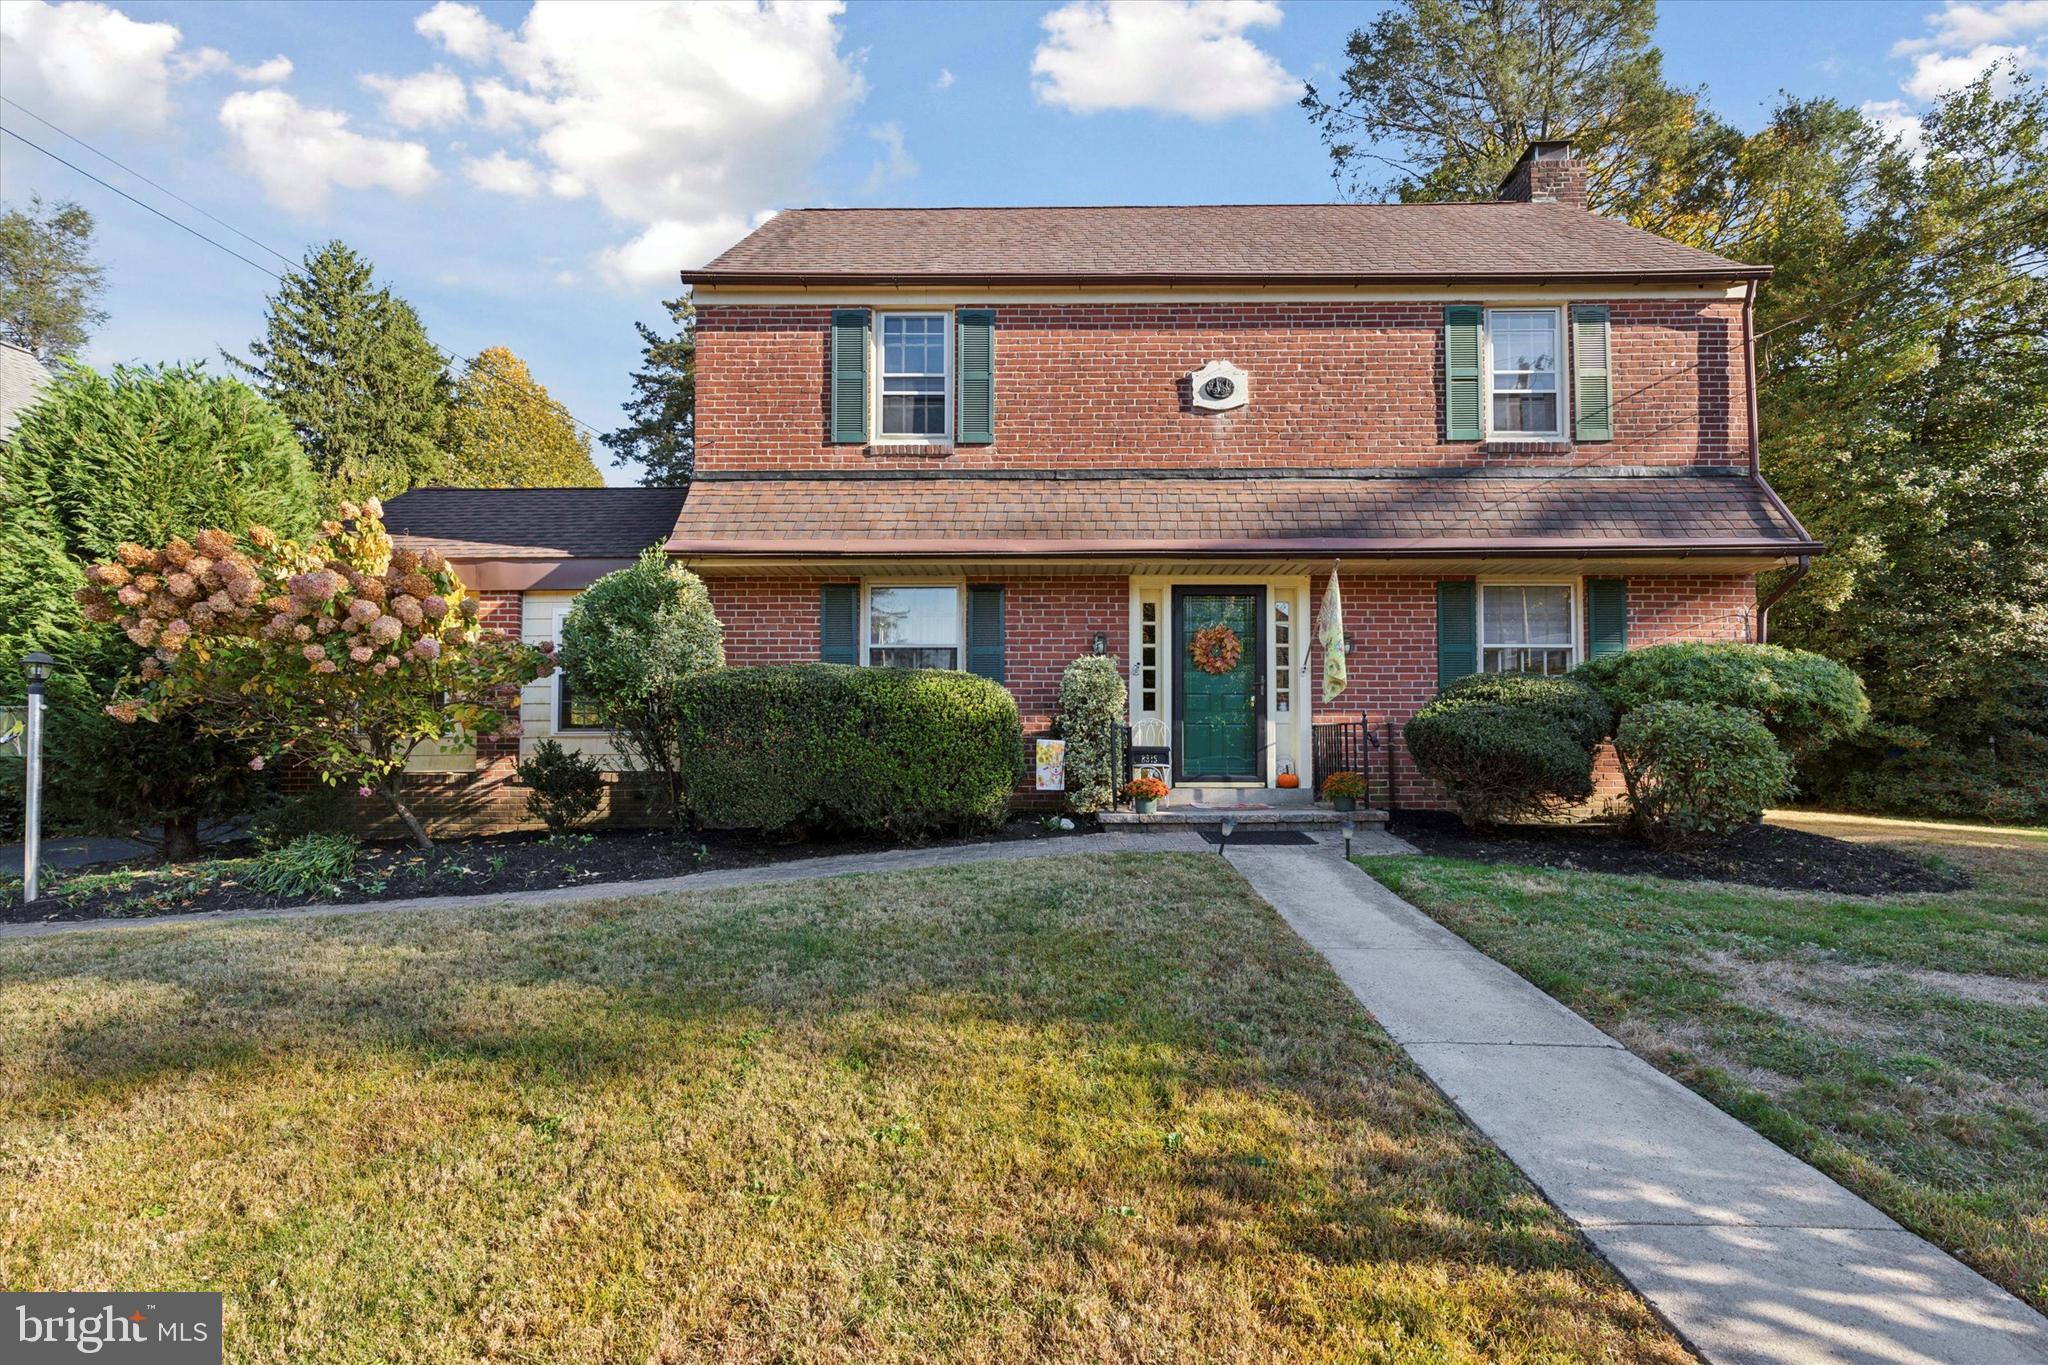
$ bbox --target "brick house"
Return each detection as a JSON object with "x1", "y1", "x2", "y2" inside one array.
[{"x1": 388, "y1": 141, "x2": 1817, "y2": 825}]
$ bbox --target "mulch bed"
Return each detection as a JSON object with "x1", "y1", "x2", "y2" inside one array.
[
  {"x1": 1392, "y1": 811, "x2": 1972, "y2": 896},
  {"x1": 2, "y1": 818, "x2": 1097, "y2": 925}
]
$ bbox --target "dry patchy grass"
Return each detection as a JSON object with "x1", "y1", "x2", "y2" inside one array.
[
  {"x1": 1, "y1": 853, "x2": 1681, "y2": 1363},
  {"x1": 1366, "y1": 814, "x2": 2048, "y2": 1309}
]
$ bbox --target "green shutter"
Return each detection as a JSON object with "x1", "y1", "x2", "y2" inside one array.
[
  {"x1": 1436, "y1": 580, "x2": 1477, "y2": 686},
  {"x1": 1572, "y1": 304, "x2": 1612, "y2": 442},
  {"x1": 957, "y1": 309, "x2": 994, "y2": 445},
  {"x1": 820, "y1": 584, "x2": 858, "y2": 663},
  {"x1": 1587, "y1": 578, "x2": 1628, "y2": 658},
  {"x1": 1444, "y1": 306, "x2": 1483, "y2": 441},
  {"x1": 966, "y1": 585, "x2": 1005, "y2": 681},
  {"x1": 830, "y1": 309, "x2": 869, "y2": 444}
]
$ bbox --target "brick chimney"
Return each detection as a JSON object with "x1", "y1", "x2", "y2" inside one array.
[{"x1": 1497, "y1": 140, "x2": 1588, "y2": 209}]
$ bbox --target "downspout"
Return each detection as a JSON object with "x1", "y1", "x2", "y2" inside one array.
[
  {"x1": 1743, "y1": 278, "x2": 1762, "y2": 478},
  {"x1": 1755, "y1": 555, "x2": 1809, "y2": 644}
]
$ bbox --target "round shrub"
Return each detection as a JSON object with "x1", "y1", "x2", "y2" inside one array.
[
  {"x1": 1575, "y1": 643, "x2": 1866, "y2": 752},
  {"x1": 517, "y1": 739, "x2": 605, "y2": 834},
  {"x1": 671, "y1": 664, "x2": 1022, "y2": 839},
  {"x1": 1056, "y1": 655, "x2": 1127, "y2": 815},
  {"x1": 1405, "y1": 703, "x2": 1597, "y2": 827},
  {"x1": 1614, "y1": 701, "x2": 1792, "y2": 847},
  {"x1": 559, "y1": 550, "x2": 724, "y2": 823},
  {"x1": 1432, "y1": 672, "x2": 1613, "y2": 748}
]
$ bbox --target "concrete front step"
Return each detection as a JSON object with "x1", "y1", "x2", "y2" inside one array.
[{"x1": 1101, "y1": 806, "x2": 1387, "y2": 832}]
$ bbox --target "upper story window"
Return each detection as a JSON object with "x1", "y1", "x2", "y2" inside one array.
[
  {"x1": 1480, "y1": 583, "x2": 1577, "y2": 675},
  {"x1": 1487, "y1": 308, "x2": 1564, "y2": 438},
  {"x1": 867, "y1": 584, "x2": 960, "y2": 668},
  {"x1": 877, "y1": 313, "x2": 950, "y2": 442}
]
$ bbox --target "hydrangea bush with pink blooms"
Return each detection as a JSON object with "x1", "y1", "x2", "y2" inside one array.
[{"x1": 80, "y1": 499, "x2": 554, "y2": 848}]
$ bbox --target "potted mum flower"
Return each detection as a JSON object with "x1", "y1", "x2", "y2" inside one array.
[
  {"x1": 1322, "y1": 770, "x2": 1367, "y2": 812},
  {"x1": 1122, "y1": 775, "x2": 1169, "y2": 814}
]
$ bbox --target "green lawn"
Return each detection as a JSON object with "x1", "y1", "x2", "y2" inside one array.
[
  {"x1": 0, "y1": 853, "x2": 1684, "y2": 1363},
  {"x1": 1363, "y1": 813, "x2": 2048, "y2": 1310}
]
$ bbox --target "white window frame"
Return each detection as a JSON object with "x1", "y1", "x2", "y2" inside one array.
[
  {"x1": 1477, "y1": 580, "x2": 1582, "y2": 676},
  {"x1": 549, "y1": 601, "x2": 605, "y2": 733},
  {"x1": 860, "y1": 580, "x2": 966, "y2": 670},
  {"x1": 1482, "y1": 306, "x2": 1569, "y2": 441},
  {"x1": 872, "y1": 311, "x2": 952, "y2": 445}
]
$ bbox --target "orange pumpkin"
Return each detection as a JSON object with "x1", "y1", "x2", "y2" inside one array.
[{"x1": 1276, "y1": 770, "x2": 1300, "y2": 789}]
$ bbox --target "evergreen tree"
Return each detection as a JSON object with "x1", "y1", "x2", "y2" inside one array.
[
  {"x1": 443, "y1": 346, "x2": 603, "y2": 487},
  {"x1": 227, "y1": 241, "x2": 449, "y2": 500},
  {"x1": 0, "y1": 364, "x2": 322, "y2": 857},
  {"x1": 602, "y1": 296, "x2": 695, "y2": 486},
  {"x1": 0, "y1": 195, "x2": 108, "y2": 361}
]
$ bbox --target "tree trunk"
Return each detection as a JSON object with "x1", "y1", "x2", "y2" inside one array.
[
  {"x1": 378, "y1": 777, "x2": 434, "y2": 849},
  {"x1": 161, "y1": 815, "x2": 201, "y2": 863}
]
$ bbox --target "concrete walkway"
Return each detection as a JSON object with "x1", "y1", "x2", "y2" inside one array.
[
  {"x1": 1226, "y1": 836, "x2": 2048, "y2": 1365},
  {"x1": 0, "y1": 828, "x2": 1234, "y2": 941}
]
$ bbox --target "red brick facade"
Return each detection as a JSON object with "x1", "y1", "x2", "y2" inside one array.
[{"x1": 695, "y1": 298, "x2": 1749, "y2": 472}]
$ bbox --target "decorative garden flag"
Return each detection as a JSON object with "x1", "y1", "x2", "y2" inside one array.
[{"x1": 1318, "y1": 567, "x2": 1348, "y2": 702}]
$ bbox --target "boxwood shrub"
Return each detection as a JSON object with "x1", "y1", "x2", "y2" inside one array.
[
  {"x1": 1404, "y1": 675, "x2": 1610, "y2": 827},
  {"x1": 1614, "y1": 700, "x2": 1792, "y2": 846},
  {"x1": 671, "y1": 664, "x2": 1022, "y2": 838},
  {"x1": 1575, "y1": 643, "x2": 1866, "y2": 752}
]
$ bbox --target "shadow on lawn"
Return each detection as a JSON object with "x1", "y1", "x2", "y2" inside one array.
[{"x1": 6, "y1": 854, "x2": 1605, "y2": 1286}]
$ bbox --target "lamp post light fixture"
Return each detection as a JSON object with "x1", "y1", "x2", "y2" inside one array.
[
  {"x1": 1341, "y1": 819, "x2": 1357, "y2": 861},
  {"x1": 1216, "y1": 814, "x2": 1236, "y2": 855},
  {"x1": 20, "y1": 650, "x2": 54, "y2": 905}
]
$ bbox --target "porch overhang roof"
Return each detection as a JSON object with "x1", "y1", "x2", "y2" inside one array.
[{"x1": 665, "y1": 469, "x2": 1820, "y2": 565}]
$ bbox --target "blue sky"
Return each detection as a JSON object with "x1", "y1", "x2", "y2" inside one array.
[{"x1": 2, "y1": 0, "x2": 2040, "y2": 484}]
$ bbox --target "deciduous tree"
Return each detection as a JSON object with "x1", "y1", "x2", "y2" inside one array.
[
  {"x1": 0, "y1": 195, "x2": 107, "y2": 360},
  {"x1": 443, "y1": 346, "x2": 603, "y2": 487}
]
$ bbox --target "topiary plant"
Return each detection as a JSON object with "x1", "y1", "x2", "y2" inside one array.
[
  {"x1": 517, "y1": 739, "x2": 605, "y2": 834},
  {"x1": 1431, "y1": 672, "x2": 1613, "y2": 748},
  {"x1": 1613, "y1": 701, "x2": 1792, "y2": 846},
  {"x1": 1056, "y1": 655, "x2": 1127, "y2": 815},
  {"x1": 1575, "y1": 643, "x2": 1866, "y2": 753}
]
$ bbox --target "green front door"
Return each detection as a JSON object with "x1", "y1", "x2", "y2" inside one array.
[{"x1": 1174, "y1": 588, "x2": 1264, "y2": 782}]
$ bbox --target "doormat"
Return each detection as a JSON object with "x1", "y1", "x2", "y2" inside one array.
[{"x1": 1197, "y1": 829, "x2": 1317, "y2": 846}]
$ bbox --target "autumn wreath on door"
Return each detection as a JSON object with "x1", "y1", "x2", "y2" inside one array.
[{"x1": 1189, "y1": 623, "x2": 1244, "y2": 674}]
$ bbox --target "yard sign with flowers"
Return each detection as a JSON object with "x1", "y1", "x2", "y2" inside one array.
[{"x1": 77, "y1": 499, "x2": 553, "y2": 848}]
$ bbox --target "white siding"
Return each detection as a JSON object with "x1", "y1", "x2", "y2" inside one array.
[{"x1": 522, "y1": 591, "x2": 629, "y2": 767}]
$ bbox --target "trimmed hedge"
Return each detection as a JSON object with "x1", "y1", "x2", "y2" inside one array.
[
  {"x1": 1404, "y1": 675, "x2": 1610, "y2": 826},
  {"x1": 671, "y1": 664, "x2": 1022, "y2": 838},
  {"x1": 1615, "y1": 701, "x2": 1792, "y2": 846},
  {"x1": 1575, "y1": 643, "x2": 1866, "y2": 752},
  {"x1": 1056, "y1": 655, "x2": 1126, "y2": 815}
]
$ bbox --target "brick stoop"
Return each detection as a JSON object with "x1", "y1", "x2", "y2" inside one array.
[{"x1": 1101, "y1": 807, "x2": 1387, "y2": 833}]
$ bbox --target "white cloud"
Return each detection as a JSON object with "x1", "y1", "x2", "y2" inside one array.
[
  {"x1": 932, "y1": 66, "x2": 955, "y2": 90},
  {"x1": 360, "y1": 67, "x2": 469, "y2": 128},
  {"x1": 863, "y1": 121, "x2": 916, "y2": 193},
  {"x1": 1860, "y1": 98, "x2": 1927, "y2": 157},
  {"x1": 1893, "y1": 0, "x2": 2048, "y2": 54},
  {"x1": 0, "y1": 0, "x2": 183, "y2": 131},
  {"x1": 415, "y1": 0, "x2": 502, "y2": 63},
  {"x1": 218, "y1": 90, "x2": 437, "y2": 214},
  {"x1": 463, "y1": 149, "x2": 542, "y2": 195},
  {"x1": 236, "y1": 54, "x2": 293, "y2": 84},
  {"x1": 414, "y1": 1, "x2": 863, "y2": 287},
  {"x1": 1900, "y1": 41, "x2": 2043, "y2": 99},
  {"x1": 1031, "y1": 0, "x2": 1297, "y2": 121}
]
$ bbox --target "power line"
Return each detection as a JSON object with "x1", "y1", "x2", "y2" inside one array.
[
  {"x1": 0, "y1": 106, "x2": 613, "y2": 442},
  {"x1": 2, "y1": 94, "x2": 297, "y2": 268}
]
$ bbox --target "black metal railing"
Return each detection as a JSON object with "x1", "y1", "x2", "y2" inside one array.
[{"x1": 1312, "y1": 720, "x2": 1374, "y2": 798}]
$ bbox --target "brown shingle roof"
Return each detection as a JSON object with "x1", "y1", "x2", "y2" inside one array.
[
  {"x1": 684, "y1": 204, "x2": 1764, "y2": 285},
  {"x1": 385, "y1": 486, "x2": 688, "y2": 561},
  {"x1": 666, "y1": 472, "x2": 1813, "y2": 558}
]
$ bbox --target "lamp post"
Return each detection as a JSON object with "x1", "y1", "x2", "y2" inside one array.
[
  {"x1": 1216, "y1": 814, "x2": 1235, "y2": 855},
  {"x1": 20, "y1": 651, "x2": 53, "y2": 904}
]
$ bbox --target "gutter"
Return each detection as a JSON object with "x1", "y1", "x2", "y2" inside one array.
[
  {"x1": 665, "y1": 536, "x2": 1825, "y2": 559},
  {"x1": 679, "y1": 267, "x2": 1773, "y2": 289}
]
